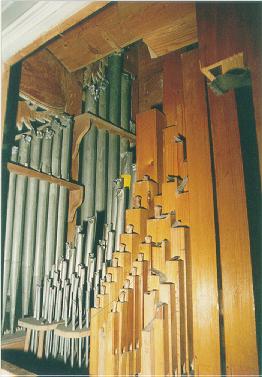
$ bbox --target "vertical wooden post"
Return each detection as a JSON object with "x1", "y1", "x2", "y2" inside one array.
[{"x1": 181, "y1": 48, "x2": 221, "y2": 375}]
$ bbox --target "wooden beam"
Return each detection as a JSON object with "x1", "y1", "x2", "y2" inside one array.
[
  {"x1": 181, "y1": 48, "x2": 221, "y2": 375},
  {"x1": 207, "y1": 89, "x2": 259, "y2": 375},
  {"x1": 47, "y1": 2, "x2": 197, "y2": 72}
]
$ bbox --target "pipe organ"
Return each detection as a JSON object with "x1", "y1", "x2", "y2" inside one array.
[{"x1": 1, "y1": 2, "x2": 260, "y2": 376}]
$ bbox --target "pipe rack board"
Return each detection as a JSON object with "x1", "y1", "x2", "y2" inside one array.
[
  {"x1": 181, "y1": 49, "x2": 221, "y2": 375},
  {"x1": 207, "y1": 89, "x2": 258, "y2": 374}
]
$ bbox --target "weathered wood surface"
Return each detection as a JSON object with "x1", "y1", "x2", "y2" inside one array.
[
  {"x1": 47, "y1": 2, "x2": 197, "y2": 72},
  {"x1": 181, "y1": 48, "x2": 221, "y2": 375},
  {"x1": 20, "y1": 49, "x2": 83, "y2": 115}
]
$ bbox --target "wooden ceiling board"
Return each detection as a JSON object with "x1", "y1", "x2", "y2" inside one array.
[{"x1": 47, "y1": 2, "x2": 197, "y2": 72}]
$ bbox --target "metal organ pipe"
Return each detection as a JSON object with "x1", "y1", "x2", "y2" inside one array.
[
  {"x1": 9, "y1": 135, "x2": 31, "y2": 333},
  {"x1": 22, "y1": 130, "x2": 43, "y2": 316}
]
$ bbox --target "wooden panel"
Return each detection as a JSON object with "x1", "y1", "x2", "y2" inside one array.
[
  {"x1": 47, "y1": 2, "x2": 196, "y2": 72},
  {"x1": 136, "y1": 109, "x2": 166, "y2": 183},
  {"x1": 181, "y1": 49, "x2": 221, "y2": 375},
  {"x1": 207, "y1": 89, "x2": 258, "y2": 374}
]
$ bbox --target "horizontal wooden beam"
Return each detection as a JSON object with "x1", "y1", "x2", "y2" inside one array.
[{"x1": 47, "y1": 2, "x2": 197, "y2": 72}]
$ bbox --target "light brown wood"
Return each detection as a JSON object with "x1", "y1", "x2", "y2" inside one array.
[
  {"x1": 18, "y1": 318, "x2": 64, "y2": 331},
  {"x1": 133, "y1": 179, "x2": 159, "y2": 217},
  {"x1": 159, "y1": 283, "x2": 178, "y2": 376},
  {"x1": 181, "y1": 48, "x2": 221, "y2": 375},
  {"x1": 136, "y1": 109, "x2": 166, "y2": 184},
  {"x1": 55, "y1": 324, "x2": 90, "y2": 338},
  {"x1": 125, "y1": 208, "x2": 149, "y2": 242},
  {"x1": 37, "y1": 331, "x2": 45, "y2": 359},
  {"x1": 24, "y1": 328, "x2": 31, "y2": 352},
  {"x1": 47, "y1": 2, "x2": 197, "y2": 72},
  {"x1": 207, "y1": 88, "x2": 259, "y2": 375}
]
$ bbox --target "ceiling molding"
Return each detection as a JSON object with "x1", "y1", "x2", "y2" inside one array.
[{"x1": 2, "y1": 0, "x2": 91, "y2": 63}]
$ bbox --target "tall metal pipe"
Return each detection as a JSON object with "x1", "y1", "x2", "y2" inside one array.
[
  {"x1": 9, "y1": 135, "x2": 31, "y2": 333},
  {"x1": 120, "y1": 72, "x2": 132, "y2": 174},
  {"x1": 129, "y1": 163, "x2": 136, "y2": 208},
  {"x1": 106, "y1": 52, "x2": 123, "y2": 224},
  {"x1": 45, "y1": 121, "x2": 63, "y2": 275},
  {"x1": 33, "y1": 127, "x2": 53, "y2": 305},
  {"x1": 84, "y1": 216, "x2": 96, "y2": 265},
  {"x1": 22, "y1": 130, "x2": 43, "y2": 316},
  {"x1": 2, "y1": 146, "x2": 19, "y2": 328},
  {"x1": 96, "y1": 79, "x2": 109, "y2": 239},
  {"x1": 80, "y1": 87, "x2": 97, "y2": 223},
  {"x1": 55, "y1": 117, "x2": 73, "y2": 262}
]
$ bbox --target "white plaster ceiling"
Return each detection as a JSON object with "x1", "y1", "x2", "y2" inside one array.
[{"x1": 1, "y1": 0, "x2": 91, "y2": 63}]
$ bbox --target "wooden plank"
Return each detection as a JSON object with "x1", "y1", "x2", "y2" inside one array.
[
  {"x1": 1, "y1": 360, "x2": 36, "y2": 376},
  {"x1": 47, "y1": 2, "x2": 196, "y2": 72},
  {"x1": 144, "y1": 12, "x2": 197, "y2": 59},
  {"x1": 6, "y1": 2, "x2": 110, "y2": 67},
  {"x1": 136, "y1": 109, "x2": 166, "y2": 183},
  {"x1": 181, "y1": 48, "x2": 221, "y2": 375},
  {"x1": 207, "y1": 89, "x2": 259, "y2": 374}
]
